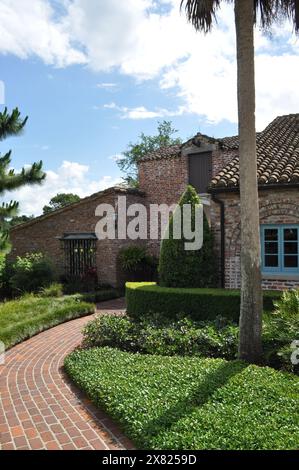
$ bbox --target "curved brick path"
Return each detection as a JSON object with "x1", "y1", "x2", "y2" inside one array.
[{"x1": 0, "y1": 298, "x2": 134, "y2": 450}]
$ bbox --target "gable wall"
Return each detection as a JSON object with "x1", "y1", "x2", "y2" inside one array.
[{"x1": 9, "y1": 191, "x2": 146, "y2": 287}]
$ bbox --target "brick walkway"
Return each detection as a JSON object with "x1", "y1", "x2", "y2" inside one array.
[{"x1": 0, "y1": 297, "x2": 134, "y2": 450}]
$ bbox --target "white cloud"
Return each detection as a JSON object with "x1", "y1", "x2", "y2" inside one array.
[
  {"x1": 96, "y1": 82, "x2": 118, "y2": 91},
  {"x1": 0, "y1": 0, "x2": 86, "y2": 67},
  {"x1": 5, "y1": 161, "x2": 121, "y2": 216},
  {"x1": 0, "y1": 0, "x2": 298, "y2": 128},
  {"x1": 103, "y1": 102, "x2": 186, "y2": 120}
]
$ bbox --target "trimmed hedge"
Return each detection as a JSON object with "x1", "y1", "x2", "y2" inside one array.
[{"x1": 126, "y1": 282, "x2": 282, "y2": 322}]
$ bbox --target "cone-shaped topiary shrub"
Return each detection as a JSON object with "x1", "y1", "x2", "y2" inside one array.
[{"x1": 159, "y1": 185, "x2": 218, "y2": 288}]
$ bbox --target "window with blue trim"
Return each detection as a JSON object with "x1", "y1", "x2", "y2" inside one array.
[{"x1": 261, "y1": 225, "x2": 299, "y2": 274}]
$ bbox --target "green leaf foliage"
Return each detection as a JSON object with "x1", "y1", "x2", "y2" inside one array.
[
  {"x1": 117, "y1": 121, "x2": 182, "y2": 186},
  {"x1": 82, "y1": 303, "x2": 298, "y2": 373},
  {"x1": 0, "y1": 294, "x2": 94, "y2": 349},
  {"x1": 159, "y1": 185, "x2": 218, "y2": 288},
  {"x1": 82, "y1": 313, "x2": 238, "y2": 360},
  {"x1": 7, "y1": 252, "x2": 56, "y2": 295},
  {"x1": 65, "y1": 347, "x2": 299, "y2": 449},
  {"x1": 118, "y1": 245, "x2": 158, "y2": 283},
  {"x1": 43, "y1": 193, "x2": 80, "y2": 214},
  {"x1": 126, "y1": 282, "x2": 281, "y2": 322}
]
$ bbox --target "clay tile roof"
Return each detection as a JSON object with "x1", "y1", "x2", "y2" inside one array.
[
  {"x1": 139, "y1": 144, "x2": 182, "y2": 162},
  {"x1": 210, "y1": 113, "x2": 299, "y2": 189}
]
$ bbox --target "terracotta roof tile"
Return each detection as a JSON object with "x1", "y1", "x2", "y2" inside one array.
[
  {"x1": 211, "y1": 114, "x2": 299, "y2": 188},
  {"x1": 140, "y1": 145, "x2": 181, "y2": 162},
  {"x1": 140, "y1": 114, "x2": 299, "y2": 189}
]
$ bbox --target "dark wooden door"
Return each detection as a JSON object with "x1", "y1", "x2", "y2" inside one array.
[{"x1": 188, "y1": 152, "x2": 212, "y2": 193}]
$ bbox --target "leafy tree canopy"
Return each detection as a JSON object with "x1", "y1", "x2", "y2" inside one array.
[
  {"x1": 43, "y1": 193, "x2": 81, "y2": 214},
  {"x1": 9, "y1": 215, "x2": 34, "y2": 228},
  {"x1": 117, "y1": 121, "x2": 182, "y2": 187}
]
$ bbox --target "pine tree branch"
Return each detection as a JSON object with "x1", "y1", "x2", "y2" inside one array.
[
  {"x1": 0, "y1": 201, "x2": 19, "y2": 219},
  {"x1": 0, "y1": 228, "x2": 10, "y2": 253},
  {"x1": 0, "y1": 108, "x2": 28, "y2": 141},
  {"x1": 0, "y1": 161, "x2": 46, "y2": 194}
]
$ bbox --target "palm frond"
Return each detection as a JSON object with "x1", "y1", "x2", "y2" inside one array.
[
  {"x1": 181, "y1": 0, "x2": 299, "y2": 33},
  {"x1": 279, "y1": 0, "x2": 299, "y2": 32},
  {"x1": 180, "y1": 0, "x2": 225, "y2": 32},
  {"x1": 254, "y1": 0, "x2": 278, "y2": 28}
]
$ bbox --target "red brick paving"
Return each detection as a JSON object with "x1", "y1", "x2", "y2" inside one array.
[{"x1": 0, "y1": 298, "x2": 135, "y2": 450}]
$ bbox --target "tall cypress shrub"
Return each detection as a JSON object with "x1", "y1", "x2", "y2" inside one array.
[{"x1": 159, "y1": 185, "x2": 217, "y2": 288}]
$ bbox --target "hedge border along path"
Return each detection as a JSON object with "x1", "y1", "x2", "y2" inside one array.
[
  {"x1": 126, "y1": 282, "x2": 282, "y2": 322},
  {"x1": 0, "y1": 298, "x2": 134, "y2": 450}
]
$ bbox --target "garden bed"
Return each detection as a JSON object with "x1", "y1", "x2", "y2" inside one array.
[
  {"x1": 65, "y1": 347, "x2": 299, "y2": 450},
  {"x1": 0, "y1": 295, "x2": 95, "y2": 349}
]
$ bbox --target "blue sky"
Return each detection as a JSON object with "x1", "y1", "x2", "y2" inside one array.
[{"x1": 0, "y1": 0, "x2": 298, "y2": 215}]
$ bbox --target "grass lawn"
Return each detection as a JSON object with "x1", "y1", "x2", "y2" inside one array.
[
  {"x1": 0, "y1": 295, "x2": 94, "y2": 349},
  {"x1": 65, "y1": 347, "x2": 299, "y2": 450}
]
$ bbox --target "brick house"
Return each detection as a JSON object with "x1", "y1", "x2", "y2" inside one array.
[
  {"x1": 9, "y1": 187, "x2": 146, "y2": 287},
  {"x1": 9, "y1": 114, "x2": 299, "y2": 290}
]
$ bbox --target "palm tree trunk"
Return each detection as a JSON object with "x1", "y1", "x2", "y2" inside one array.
[{"x1": 235, "y1": 0, "x2": 263, "y2": 363}]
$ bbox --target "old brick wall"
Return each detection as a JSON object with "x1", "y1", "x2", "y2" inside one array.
[
  {"x1": 214, "y1": 188, "x2": 299, "y2": 290},
  {"x1": 138, "y1": 154, "x2": 189, "y2": 256},
  {"x1": 9, "y1": 188, "x2": 145, "y2": 288},
  {"x1": 138, "y1": 147, "x2": 237, "y2": 261},
  {"x1": 138, "y1": 154, "x2": 189, "y2": 206}
]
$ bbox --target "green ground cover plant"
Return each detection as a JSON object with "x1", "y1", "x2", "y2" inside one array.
[
  {"x1": 65, "y1": 347, "x2": 299, "y2": 450},
  {"x1": 82, "y1": 309, "x2": 298, "y2": 373},
  {"x1": 0, "y1": 295, "x2": 94, "y2": 349}
]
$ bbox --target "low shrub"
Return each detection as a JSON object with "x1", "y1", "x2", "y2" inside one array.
[
  {"x1": 61, "y1": 270, "x2": 98, "y2": 293},
  {"x1": 82, "y1": 314, "x2": 238, "y2": 359},
  {"x1": 82, "y1": 308, "x2": 298, "y2": 373},
  {"x1": 118, "y1": 245, "x2": 158, "y2": 283},
  {"x1": 65, "y1": 347, "x2": 299, "y2": 450},
  {"x1": 75, "y1": 288, "x2": 121, "y2": 304},
  {"x1": 262, "y1": 289, "x2": 299, "y2": 372},
  {"x1": 39, "y1": 283, "x2": 64, "y2": 298},
  {"x1": 83, "y1": 315, "x2": 136, "y2": 351},
  {"x1": 273, "y1": 289, "x2": 299, "y2": 316},
  {"x1": 8, "y1": 253, "x2": 56, "y2": 295},
  {"x1": 126, "y1": 282, "x2": 281, "y2": 322}
]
